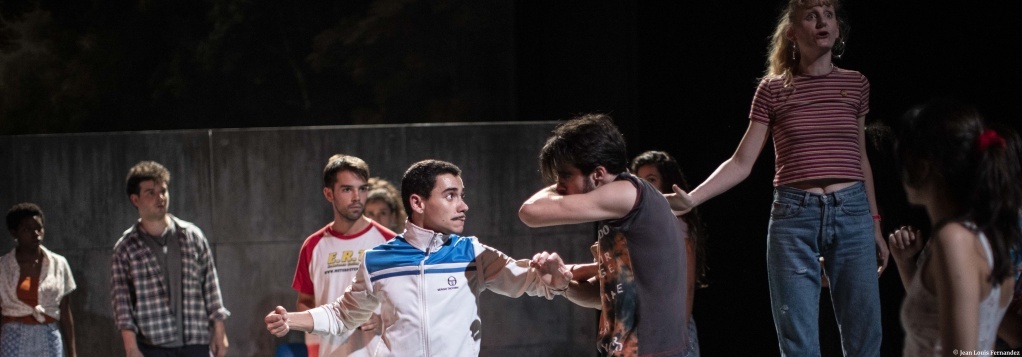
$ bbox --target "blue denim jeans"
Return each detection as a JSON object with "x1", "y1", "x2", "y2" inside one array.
[
  {"x1": 766, "y1": 182, "x2": 881, "y2": 357},
  {"x1": 684, "y1": 316, "x2": 700, "y2": 357}
]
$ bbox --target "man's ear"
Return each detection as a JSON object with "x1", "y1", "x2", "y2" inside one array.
[
  {"x1": 129, "y1": 194, "x2": 140, "y2": 208},
  {"x1": 409, "y1": 194, "x2": 426, "y2": 215},
  {"x1": 591, "y1": 166, "x2": 609, "y2": 185},
  {"x1": 323, "y1": 187, "x2": 334, "y2": 202}
]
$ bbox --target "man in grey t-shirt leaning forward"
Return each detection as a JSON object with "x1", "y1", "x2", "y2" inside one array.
[{"x1": 519, "y1": 114, "x2": 689, "y2": 357}]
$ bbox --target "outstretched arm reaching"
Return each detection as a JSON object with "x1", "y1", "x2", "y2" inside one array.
[
  {"x1": 265, "y1": 306, "x2": 313, "y2": 337},
  {"x1": 267, "y1": 262, "x2": 380, "y2": 338},
  {"x1": 475, "y1": 240, "x2": 572, "y2": 299},
  {"x1": 666, "y1": 121, "x2": 770, "y2": 214}
]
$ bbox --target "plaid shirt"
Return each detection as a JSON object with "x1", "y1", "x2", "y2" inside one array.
[{"x1": 110, "y1": 215, "x2": 230, "y2": 346}]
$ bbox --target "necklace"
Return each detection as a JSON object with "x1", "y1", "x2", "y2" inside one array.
[
  {"x1": 155, "y1": 233, "x2": 169, "y2": 254},
  {"x1": 16, "y1": 254, "x2": 41, "y2": 267},
  {"x1": 140, "y1": 220, "x2": 173, "y2": 254}
]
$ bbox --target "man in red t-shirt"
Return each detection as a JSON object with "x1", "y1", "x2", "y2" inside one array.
[{"x1": 292, "y1": 155, "x2": 396, "y2": 357}]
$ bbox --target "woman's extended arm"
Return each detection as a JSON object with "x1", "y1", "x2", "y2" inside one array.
[{"x1": 667, "y1": 121, "x2": 770, "y2": 214}]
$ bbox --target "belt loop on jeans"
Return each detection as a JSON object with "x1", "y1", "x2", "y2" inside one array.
[
  {"x1": 833, "y1": 191, "x2": 843, "y2": 205},
  {"x1": 801, "y1": 191, "x2": 811, "y2": 207}
]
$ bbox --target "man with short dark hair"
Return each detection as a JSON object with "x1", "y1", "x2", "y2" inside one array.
[
  {"x1": 265, "y1": 159, "x2": 571, "y2": 356},
  {"x1": 292, "y1": 154, "x2": 396, "y2": 357},
  {"x1": 111, "y1": 161, "x2": 230, "y2": 357},
  {"x1": 519, "y1": 114, "x2": 689, "y2": 357}
]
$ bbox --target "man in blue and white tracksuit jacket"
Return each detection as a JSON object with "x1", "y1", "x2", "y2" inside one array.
[{"x1": 265, "y1": 159, "x2": 570, "y2": 357}]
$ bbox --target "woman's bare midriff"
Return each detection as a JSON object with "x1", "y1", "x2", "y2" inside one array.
[{"x1": 786, "y1": 178, "x2": 857, "y2": 194}]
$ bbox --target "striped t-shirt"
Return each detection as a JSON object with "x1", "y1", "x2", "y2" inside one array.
[{"x1": 749, "y1": 67, "x2": 870, "y2": 186}]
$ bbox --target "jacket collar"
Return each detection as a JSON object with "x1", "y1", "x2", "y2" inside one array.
[{"x1": 402, "y1": 221, "x2": 450, "y2": 253}]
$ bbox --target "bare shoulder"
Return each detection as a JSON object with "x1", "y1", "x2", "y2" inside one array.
[
  {"x1": 929, "y1": 222, "x2": 986, "y2": 265},
  {"x1": 931, "y1": 222, "x2": 978, "y2": 249}
]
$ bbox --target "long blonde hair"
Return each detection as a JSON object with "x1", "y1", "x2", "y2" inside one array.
[{"x1": 765, "y1": 0, "x2": 848, "y2": 85}]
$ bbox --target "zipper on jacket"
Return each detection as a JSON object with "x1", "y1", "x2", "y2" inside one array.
[{"x1": 418, "y1": 233, "x2": 440, "y2": 356}]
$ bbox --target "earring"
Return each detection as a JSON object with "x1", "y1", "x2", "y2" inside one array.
[
  {"x1": 791, "y1": 42, "x2": 798, "y2": 60},
  {"x1": 833, "y1": 39, "x2": 846, "y2": 59}
]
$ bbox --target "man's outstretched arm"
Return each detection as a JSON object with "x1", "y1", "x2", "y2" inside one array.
[
  {"x1": 266, "y1": 263, "x2": 380, "y2": 337},
  {"x1": 265, "y1": 306, "x2": 313, "y2": 336},
  {"x1": 519, "y1": 181, "x2": 636, "y2": 227}
]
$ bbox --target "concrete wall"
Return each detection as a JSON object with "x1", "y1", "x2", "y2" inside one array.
[{"x1": 0, "y1": 122, "x2": 596, "y2": 356}]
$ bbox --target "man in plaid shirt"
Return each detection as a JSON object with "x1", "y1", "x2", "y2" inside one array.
[{"x1": 110, "y1": 161, "x2": 231, "y2": 357}]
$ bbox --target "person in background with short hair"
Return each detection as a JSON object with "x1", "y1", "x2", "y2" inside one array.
[
  {"x1": 365, "y1": 177, "x2": 406, "y2": 233},
  {"x1": 1, "y1": 203, "x2": 76, "y2": 357},
  {"x1": 111, "y1": 161, "x2": 230, "y2": 357},
  {"x1": 292, "y1": 155, "x2": 396, "y2": 357}
]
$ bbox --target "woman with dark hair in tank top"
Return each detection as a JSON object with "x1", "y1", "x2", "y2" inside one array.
[{"x1": 889, "y1": 100, "x2": 1021, "y2": 355}]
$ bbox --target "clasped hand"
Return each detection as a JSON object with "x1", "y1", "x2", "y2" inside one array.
[{"x1": 530, "y1": 251, "x2": 572, "y2": 291}]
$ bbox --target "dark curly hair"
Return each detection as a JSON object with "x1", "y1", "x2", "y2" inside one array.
[
  {"x1": 126, "y1": 161, "x2": 171, "y2": 197},
  {"x1": 6, "y1": 202, "x2": 44, "y2": 232}
]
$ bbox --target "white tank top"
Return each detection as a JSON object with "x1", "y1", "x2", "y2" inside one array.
[{"x1": 900, "y1": 225, "x2": 1009, "y2": 356}]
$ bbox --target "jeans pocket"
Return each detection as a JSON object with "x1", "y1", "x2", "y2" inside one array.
[
  {"x1": 839, "y1": 196, "x2": 870, "y2": 216},
  {"x1": 770, "y1": 201, "x2": 802, "y2": 220}
]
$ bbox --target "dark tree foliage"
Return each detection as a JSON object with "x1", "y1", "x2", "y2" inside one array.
[{"x1": 0, "y1": 0, "x2": 513, "y2": 134}]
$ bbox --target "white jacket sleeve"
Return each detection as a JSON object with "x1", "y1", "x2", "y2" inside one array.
[
  {"x1": 472, "y1": 239, "x2": 559, "y2": 300},
  {"x1": 309, "y1": 261, "x2": 380, "y2": 335}
]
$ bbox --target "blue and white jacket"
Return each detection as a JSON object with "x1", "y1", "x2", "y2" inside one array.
[{"x1": 308, "y1": 221, "x2": 560, "y2": 356}]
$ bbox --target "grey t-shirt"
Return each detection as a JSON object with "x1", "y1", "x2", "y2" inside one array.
[
  {"x1": 595, "y1": 173, "x2": 688, "y2": 356},
  {"x1": 139, "y1": 224, "x2": 184, "y2": 348}
]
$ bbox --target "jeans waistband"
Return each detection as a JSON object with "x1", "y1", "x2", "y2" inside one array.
[{"x1": 774, "y1": 181, "x2": 864, "y2": 206}]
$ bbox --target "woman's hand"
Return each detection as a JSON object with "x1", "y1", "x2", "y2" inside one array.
[{"x1": 888, "y1": 226, "x2": 924, "y2": 264}]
